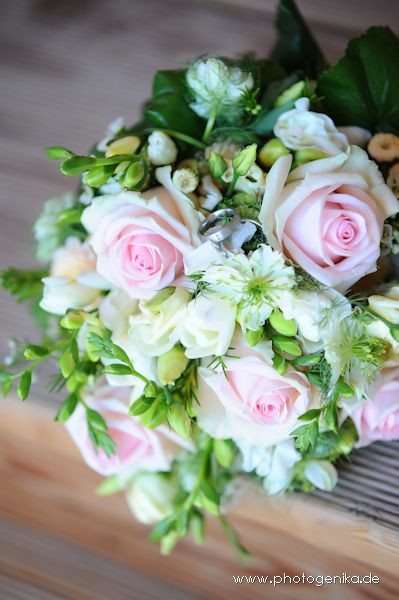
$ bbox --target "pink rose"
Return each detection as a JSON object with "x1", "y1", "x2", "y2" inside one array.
[
  {"x1": 66, "y1": 382, "x2": 183, "y2": 476},
  {"x1": 81, "y1": 185, "x2": 199, "y2": 298},
  {"x1": 196, "y1": 334, "x2": 319, "y2": 447},
  {"x1": 260, "y1": 147, "x2": 398, "y2": 292},
  {"x1": 352, "y1": 369, "x2": 399, "y2": 447}
]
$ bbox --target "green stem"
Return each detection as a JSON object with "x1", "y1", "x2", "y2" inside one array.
[
  {"x1": 144, "y1": 128, "x2": 206, "y2": 149},
  {"x1": 226, "y1": 173, "x2": 239, "y2": 198},
  {"x1": 202, "y1": 105, "x2": 218, "y2": 143}
]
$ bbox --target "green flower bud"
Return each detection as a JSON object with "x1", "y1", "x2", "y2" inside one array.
[
  {"x1": 272, "y1": 353, "x2": 287, "y2": 374},
  {"x1": 172, "y1": 167, "x2": 199, "y2": 193},
  {"x1": 271, "y1": 336, "x2": 302, "y2": 357},
  {"x1": 60, "y1": 311, "x2": 85, "y2": 330},
  {"x1": 214, "y1": 439, "x2": 236, "y2": 468},
  {"x1": 85, "y1": 166, "x2": 114, "y2": 188},
  {"x1": 105, "y1": 135, "x2": 140, "y2": 157},
  {"x1": 274, "y1": 80, "x2": 306, "y2": 107},
  {"x1": 208, "y1": 152, "x2": 227, "y2": 179},
  {"x1": 167, "y1": 403, "x2": 192, "y2": 440},
  {"x1": 258, "y1": 138, "x2": 290, "y2": 169},
  {"x1": 157, "y1": 345, "x2": 189, "y2": 386},
  {"x1": 294, "y1": 149, "x2": 328, "y2": 166},
  {"x1": 232, "y1": 143, "x2": 257, "y2": 177},
  {"x1": 269, "y1": 308, "x2": 297, "y2": 336},
  {"x1": 190, "y1": 510, "x2": 205, "y2": 545},
  {"x1": 245, "y1": 327, "x2": 264, "y2": 347},
  {"x1": 122, "y1": 158, "x2": 149, "y2": 190}
]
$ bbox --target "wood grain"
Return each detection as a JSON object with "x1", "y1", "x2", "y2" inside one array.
[{"x1": 0, "y1": 397, "x2": 398, "y2": 600}]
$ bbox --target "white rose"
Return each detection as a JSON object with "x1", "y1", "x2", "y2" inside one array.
[
  {"x1": 40, "y1": 237, "x2": 107, "y2": 315},
  {"x1": 180, "y1": 295, "x2": 236, "y2": 359},
  {"x1": 99, "y1": 290, "x2": 157, "y2": 386},
  {"x1": 274, "y1": 97, "x2": 349, "y2": 156},
  {"x1": 237, "y1": 438, "x2": 301, "y2": 495},
  {"x1": 147, "y1": 131, "x2": 178, "y2": 166},
  {"x1": 369, "y1": 286, "x2": 399, "y2": 324},
  {"x1": 128, "y1": 287, "x2": 190, "y2": 357},
  {"x1": 126, "y1": 472, "x2": 176, "y2": 525},
  {"x1": 279, "y1": 287, "x2": 352, "y2": 349}
]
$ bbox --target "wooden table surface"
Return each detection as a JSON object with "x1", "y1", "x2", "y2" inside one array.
[{"x1": 1, "y1": 1, "x2": 399, "y2": 598}]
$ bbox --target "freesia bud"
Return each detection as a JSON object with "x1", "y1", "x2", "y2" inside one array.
[
  {"x1": 105, "y1": 135, "x2": 140, "y2": 157},
  {"x1": 304, "y1": 461, "x2": 338, "y2": 491},
  {"x1": 157, "y1": 345, "x2": 188, "y2": 385},
  {"x1": 147, "y1": 131, "x2": 178, "y2": 166},
  {"x1": 258, "y1": 138, "x2": 290, "y2": 169},
  {"x1": 232, "y1": 144, "x2": 257, "y2": 177},
  {"x1": 294, "y1": 149, "x2": 328, "y2": 166},
  {"x1": 208, "y1": 152, "x2": 227, "y2": 179},
  {"x1": 274, "y1": 80, "x2": 306, "y2": 107}
]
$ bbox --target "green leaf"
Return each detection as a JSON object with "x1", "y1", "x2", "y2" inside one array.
[
  {"x1": 335, "y1": 377, "x2": 355, "y2": 398},
  {"x1": 219, "y1": 516, "x2": 251, "y2": 558},
  {"x1": 149, "y1": 516, "x2": 175, "y2": 542},
  {"x1": 140, "y1": 400, "x2": 167, "y2": 429},
  {"x1": 2, "y1": 378, "x2": 12, "y2": 397},
  {"x1": 17, "y1": 370, "x2": 32, "y2": 401},
  {"x1": 86, "y1": 408, "x2": 108, "y2": 432},
  {"x1": 57, "y1": 207, "x2": 84, "y2": 226},
  {"x1": 292, "y1": 353, "x2": 322, "y2": 367},
  {"x1": 190, "y1": 509, "x2": 205, "y2": 545},
  {"x1": 199, "y1": 481, "x2": 220, "y2": 507},
  {"x1": 103, "y1": 363, "x2": 133, "y2": 376},
  {"x1": 95, "y1": 430, "x2": 117, "y2": 458},
  {"x1": 269, "y1": 308, "x2": 297, "y2": 337},
  {"x1": 271, "y1": 335, "x2": 302, "y2": 357},
  {"x1": 298, "y1": 408, "x2": 322, "y2": 421},
  {"x1": 85, "y1": 165, "x2": 115, "y2": 188},
  {"x1": 45, "y1": 146, "x2": 74, "y2": 160},
  {"x1": 272, "y1": 353, "x2": 287, "y2": 374},
  {"x1": 213, "y1": 439, "x2": 236, "y2": 468},
  {"x1": 23, "y1": 344, "x2": 49, "y2": 360},
  {"x1": 324, "y1": 398, "x2": 338, "y2": 433},
  {"x1": 292, "y1": 420, "x2": 319, "y2": 453},
  {"x1": 60, "y1": 156, "x2": 96, "y2": 176},
  {"x1": 317, "y1": 27, "x2": 399, "y2": 133},
  {"x1": 55, "y1": 393, "x2": 78, "y2": 422},
  {"x1": 145, "y1": 70, "x2": 203, "y2": 138},
  {"x1": 1, "y1": 267, "x2": 46, "y2": 303},
  {"x1": 251, "y1": 100, "x2": 295, "y2": 135},
  {"x1": 128, "y1": 396, "x2": 154, "y2": 417},
  {"x1": 59, "y1": 349, "x2": 75, "y2": 379},
  {"x1": 270, "y1": 0, "x2": 327, "y2": 78}
]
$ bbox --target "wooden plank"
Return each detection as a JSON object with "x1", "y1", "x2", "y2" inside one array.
[{"x1": 0, "y1": 398, "x2": 398, "y2": 599}]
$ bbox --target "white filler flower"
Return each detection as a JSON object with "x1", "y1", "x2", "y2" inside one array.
[
  {"x1": 186, "y1": 57, "x2": 254, "y2": 119},
  {"x1": 202, "y1": 244, "x2": 295, "y2": 331}
]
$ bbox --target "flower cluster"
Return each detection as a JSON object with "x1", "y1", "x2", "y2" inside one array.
[{"x1": 2, "y1": 0, "x2": 399, "y2": 557}]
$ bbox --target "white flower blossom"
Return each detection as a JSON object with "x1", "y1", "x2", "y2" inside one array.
[
  {"x1": 186, "y1": 58, "x2": 254, "y2": 119},
  {"x1": 147, "y1": 131, "x2": 178, "y2": 166},
  {"x1": 201, "y1": 244, "x2": 295, "y2": 331},
  {"x1": 274, "y1": 97, "x2": 349, "y2": 156}
]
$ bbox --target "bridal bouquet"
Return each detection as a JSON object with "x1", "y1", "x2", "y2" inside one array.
[{"x1": 2, "y1": 0, "x2": 399, "y2": 555}]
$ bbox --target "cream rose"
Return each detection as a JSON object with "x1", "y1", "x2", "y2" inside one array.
[
  {"x1": 40, "y1": 237, "x2": 107, "y2": 315},
  {"x1": 369, "y1": 286, "x2": 399, "y2": 324},
  {"x1": 260, "y1": 146, "x2": 398, "y2": 292},
  {"x1": 180, "y1": 295, "x2": 236, "y2": 359},
  {"x1": 196, "y1": 333, "x2": 319, "y2": 447},
  {"x1": 128, "y1": 287, "x2": 190, "y2": 357}
]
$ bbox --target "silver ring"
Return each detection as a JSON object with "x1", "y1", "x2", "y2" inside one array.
[{"x1": 198, "y1": 208, "x2": 241, "y2": 243}]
